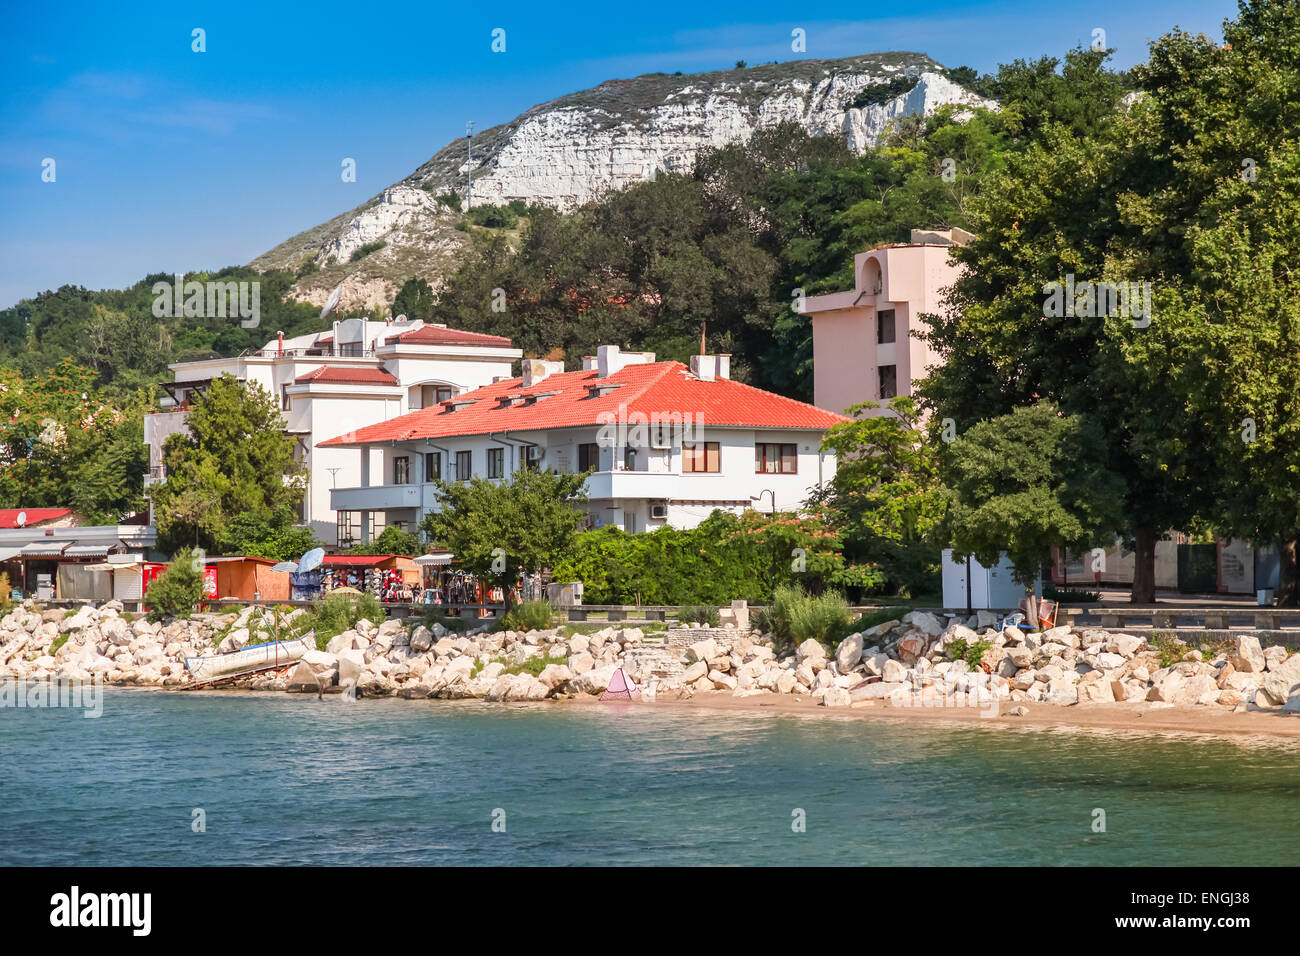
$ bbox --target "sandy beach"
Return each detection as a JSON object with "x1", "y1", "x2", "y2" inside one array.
[{"x1": 560, "y1": 690, "x2": 1300, "y2": 740}]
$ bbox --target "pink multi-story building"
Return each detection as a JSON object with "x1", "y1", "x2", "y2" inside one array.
[{"x1": 800, "y1": 228, "x2": 970, "y2": 416}]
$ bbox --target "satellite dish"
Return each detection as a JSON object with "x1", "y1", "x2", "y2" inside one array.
[
  {"x1": 320, "y1": 284, "x2": 343, "y2": 320},
  {"x1": 297, "y1": 547, "x2": 326, "y2": 573},
  {"x1": 395, "y1": 314, "x2": 407, "y2": 323},
  {"x1": 15, "y1": 511, "x2": 27, "y2": 528},
  {"x1": 271, "y1": 561, "x2": 299, "y2": 573}
]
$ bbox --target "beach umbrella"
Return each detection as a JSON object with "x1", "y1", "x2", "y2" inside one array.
[
  {"x1": 271, "y1": 561, "x2": 299, "y2": 573},
  {"x1": 298, "y1": 548, "x2": 326, "y2": 573}
]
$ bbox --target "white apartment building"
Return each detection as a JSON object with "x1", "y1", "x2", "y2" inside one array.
[
  {"x1": 319, "y1": 345, "x2": 849, "y2": 538},
  {"x1": 144, "y1": 318, "x2": 522, "y2": 544}
]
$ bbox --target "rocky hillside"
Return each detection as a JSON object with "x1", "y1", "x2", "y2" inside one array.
[{"x1": 250, "y1": 52, "x2": 995, "y2": 312}]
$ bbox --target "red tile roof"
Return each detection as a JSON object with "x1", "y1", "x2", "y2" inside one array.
[
  {"x1": 384, "y1": 326, "x2": 514, "y2": 348},
  {"x1": 294, "y1": 366, "x2": 399, "y2": 386},
  {"x1": 322, "y1": 554, "x2": 404, "y2": 566},
  {"x1": 320, "y1": 361, "x2": 848, "y2": 446},
  {"x1": 0, "y1": 508, "x2": 72, "y2": 528}
]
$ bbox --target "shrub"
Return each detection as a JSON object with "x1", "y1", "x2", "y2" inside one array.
[
  {"x1": 496, "y1": 599, "x2": 553, "y2": 632},
  {"x1": 0, "y1": 572, "x2": 12, "y2": 613},
  {"x1": 947, "y1": 636, "x2": 993, "y2": 670},
  {"x1": 294, "y1": 591, "x2": 386, "y2": 651},
  {"x1": 1150, "y1": 631, "x2": 1187, "y2": 668},
  {"x1": 466, "y1": 204, "x2": 519, "y2": 229},
  {"x1": 349, "y1": 240, "x2": 387, "y2": 262},
  {"x1": 50, "y1": 634, "x2": 68, "y2": 656},
  {"x1": 145, "y1": 549, "x2": 205, "y2": 622},
  {"x1": 678, "y1": 605, "x2": 719, "y2": 626},
  {"x1": 765, "y1": 585, "x2": 853, "y2": 649}
]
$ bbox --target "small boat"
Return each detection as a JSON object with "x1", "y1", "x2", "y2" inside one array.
[{"x1": 185, "y1": 635, "x2": 315, "y2": 684}]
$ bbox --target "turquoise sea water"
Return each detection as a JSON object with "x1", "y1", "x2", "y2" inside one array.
[{"x1": 3, "y1": 689, "x2": 1299, "y2": 866}]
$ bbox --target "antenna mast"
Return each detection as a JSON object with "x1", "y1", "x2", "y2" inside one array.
[{"x1": 466, "y1": 121, "x2": 474, "y2": 209}]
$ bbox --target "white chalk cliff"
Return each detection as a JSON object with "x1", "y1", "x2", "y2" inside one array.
[{"x1": 250, "y1": 53, "x2": 995, "y2": 310}]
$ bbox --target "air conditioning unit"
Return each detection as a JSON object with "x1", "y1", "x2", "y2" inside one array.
[{"x1": 649, "y1": 503, "x2": 668, "y2": 520}]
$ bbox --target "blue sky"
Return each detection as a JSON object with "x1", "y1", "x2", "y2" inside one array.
[{"x1": 0, "y1": 0, "x2": 1233, "y2": 309}]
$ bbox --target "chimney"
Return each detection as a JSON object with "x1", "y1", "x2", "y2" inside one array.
[
  {"x1": 596, "y1": 345, "x2": 656, "y2": 378},
  {"x1": 690, "y1": 354, "x2": 730, "y2": 381},
  {"x1": 277, "y1": 331, "x2": 284, "y2": 357},
  {"x1": 582, "y1": 355, "x2": 598, "y2": 371},
  {"x1": 522, "y1": 358, "x2": 564, "y2": 387}
]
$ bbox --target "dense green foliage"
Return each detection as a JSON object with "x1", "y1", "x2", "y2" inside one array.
[
  {"x1": 550, "y1": 510, "x2": 874, "y2": 605},
  {"x1": 0, "y1": 268, "x2": 320, "y2": 400},
  {"x1": 0, "y1": 360, "x2": 147, "y2": 520},
  {"x1": 144, "y1": 548, "x2": 205, "y2": 622}
]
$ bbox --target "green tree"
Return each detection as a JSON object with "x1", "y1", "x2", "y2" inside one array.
[
  {"x1": 149, "y1": 375, "x2": 305, "y2": 554},
  {"x1": 391, "y1": 277, "x2": 436, "y2": 321},
  {"x1": 0, "y1": 360, "x2": 146, "y2": 520},
  {"x1": 1111, "y1": 0, "x2": 1300, "y2": 603},
  {"x1": 144, "y1": 548, "x2": 205, "y2": 621},
  {"x1": 815, "y1": 396, "x2": 944, "y2": 594},
  {"x1": 420, "y1": 467, "x2": 588, "y2": 602},
  {"x1": 940, "y1": 403, "x2": 1127, "y2": 591}
]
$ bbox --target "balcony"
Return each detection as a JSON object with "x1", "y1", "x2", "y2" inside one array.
[
  {"x1": 331, "y1": 483, "x2": 427, "y2": 513},
  {"x1": 583, "y1": 469, "x2": 686, "y2": 500}
]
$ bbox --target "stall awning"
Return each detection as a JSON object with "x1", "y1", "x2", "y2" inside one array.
[
  {"x1": 0, "y1": 546, "x2": 22, "y2": 561},
  {"x1": 415, "y1": 552, "x2": 454, "y2": 566},
  {"x1": 20, "y1": 542, "x2": 68, "y2": 557},
  {"x1": 63, "y1": 545, "x2": 110, "y2": 558}
]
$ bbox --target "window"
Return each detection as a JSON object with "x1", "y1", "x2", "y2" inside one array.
[
  {"x1": 755, "y1": 443, "x2": 797, "y2": 474},
  {"x1": 682, "y1": 441, "x2": 721, "y2": 473},
  {"x1": 879, "y1": 364, "x2": 898, "y2": 399},
  {"x1": 487, "y1": 447, "x2": 505, "y2": 479},
  {"x1": 578, "y1": 443, "x2": 600, "y2": 472},
  {"x1": 455, "y1": 450, "x2": 472, "y2": 481},
  {"x1": 424, "y1": 452, "x2": 441, "y2": 482},
  {"x1": 393, "y1": 456, "x2": 410, "y2": 485},
  {"x1": 420, "y1": 384, "x2": 457, "y2": 408},
  {"x1": 281, "y1": 385, "x2": 291, "y2": 411},
  {"x1": 877, "y1": 309, "x2": 896, "y2": 344},
  {"x1": 336, "y1": 511, "x2": 363, "y2": 547},
  {"x1": 623, "y1": 446, "x2": 637, "y2": 471}
]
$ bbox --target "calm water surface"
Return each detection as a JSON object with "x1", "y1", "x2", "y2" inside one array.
[{"x1": 3, "y1": 689, "x2": 1299, "y2": 865}]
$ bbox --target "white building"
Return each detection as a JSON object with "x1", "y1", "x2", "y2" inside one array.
[
  {"x1": 319, "y1": 345, "x2": 848, "y2": 538},
  {"x1": 143, "y1": 318, "x2": 522, "y2": 544}
]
